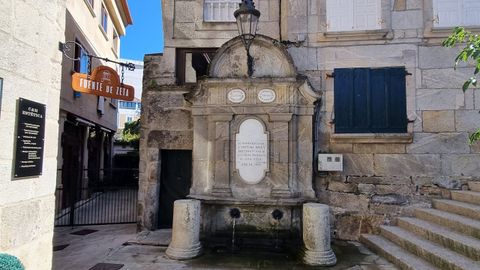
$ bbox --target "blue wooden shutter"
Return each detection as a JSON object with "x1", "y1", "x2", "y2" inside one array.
[
  {"x1": 334, "y1": 67, "x2": 406, "y2": 133},
  {"x1": 385, "y1": 67, "x2": 407, "y2": 133},
  {"x1": 334, "y1": 68, "x2": 354, "y2": 133}
]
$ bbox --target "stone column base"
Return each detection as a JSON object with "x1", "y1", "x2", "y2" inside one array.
[
  {"x1": 166, "y1": 199, "x2": 203, "y2": 260},
  {"x1": 302, "y1": 203, "x2": 337, "y2": 266},
  {"x1": 303, "y1": 249, "x2": 337, "y2": 266},
  {"x1": 166, "y1": 242, "x2": 202, "y2": 260}
]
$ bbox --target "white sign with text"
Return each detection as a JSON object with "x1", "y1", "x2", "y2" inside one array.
[{"x1": 235, "y1": 119, "x2": 269, "y2": 184}]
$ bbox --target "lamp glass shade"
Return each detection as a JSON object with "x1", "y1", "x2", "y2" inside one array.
[
  {"x1": 236, "y1": 13, "x2": 258, "y2": 50},
  {"x1": 234, "y1": 1, "x2": 260, "y2": 51}
]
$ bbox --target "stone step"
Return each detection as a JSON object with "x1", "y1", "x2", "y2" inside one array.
[
  {"x1": 380, "y1": 226, "x2": 480, "y2": 270},
  {"x1": 414, "y1": 208, "x2": 480, "y2": 239},
  {"x1": 451, "y1": 190, "x2": 480, "y2": 205},
  {"x1": 468, "y1": 181, "x2": 480, "y2": 192},
  {"x1": 360, "y1": 234, "x2": 437, "y2": 270},
  {"x1": 397, "y1": 217, "x2": 480, "y2": 260},
  {"x1": 433, "y1": 199, "x2": 480, "y2": 221}
]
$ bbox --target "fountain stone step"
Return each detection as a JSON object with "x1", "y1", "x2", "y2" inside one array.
[{"x1": 451, "y1": 190, "x2": 480, "y2": 205}]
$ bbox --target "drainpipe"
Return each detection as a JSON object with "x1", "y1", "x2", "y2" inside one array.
[{"x1": 278, "y1": 0, "x2": 282, "y2": 41}]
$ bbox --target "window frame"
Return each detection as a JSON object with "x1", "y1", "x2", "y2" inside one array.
[
  {"x1": 73, "y1": 39, "x2": 89, "y2": 74},
  {"x1": 203, "y1": 0, "x2": 241, "y2": 22},
  {"x1": 424, "y1": 0, "x2": 480, "y2": 39},
  {"x1": 112, "y1": 28, "x2": 119, "y2": 55},
  {"x1": 100, "y1": 4, "x2": 108, "y2": 33},
  {"x1": 326, "y1": 0, "x2": 382, "y2": 32},
  {"x1": 84, "y1": 0, "x2": 95, "y2": 16},
  {"x1": 432, "y1": 0, "x2": 480, "y2": 28},
  {"x1": 333, "y1": 67, "x2": 408, "y2": 134}
]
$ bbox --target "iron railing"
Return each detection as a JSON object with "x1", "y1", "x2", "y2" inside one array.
[{"x1": 54, "y1": 168, "x2": 138, "y2": 226}]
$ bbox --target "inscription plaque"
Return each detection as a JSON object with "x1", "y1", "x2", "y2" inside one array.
[
  {"x1": 14, "y1": 98, "x2": 46, "y2": 178},
  {"x1": 258, "y1": 89, "x2": 276, "y2": 103},
  {"x1": 227, "y1": 89, "x2": 246, "y2": 103},
  {"x1": 235, "y1": 119, "x2": 268, "y2": 184}
]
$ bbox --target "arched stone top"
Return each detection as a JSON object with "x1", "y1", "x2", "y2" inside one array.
[{"x1": 209, "y1": 35, "x2": 297, "y2": 78}]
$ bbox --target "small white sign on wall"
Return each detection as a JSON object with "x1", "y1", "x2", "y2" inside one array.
[
  {"x1": 318, "y1": 154, "x2": 343, "y2": 172},
  {"x1": 228, "y1": 89, "x2": 246, "y2": 103},
  {"x1": 257, "y1": 89, "x2": 276, "y2": 103},
  {"x1": 235, "y1": 118, "x2": 269, "y2": 184}
]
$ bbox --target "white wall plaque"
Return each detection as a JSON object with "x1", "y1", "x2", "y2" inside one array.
[
  {"x1": 227, "y1": 89, "x2": 246, "y2": 103},
  {"x1": 258, "y1": 89, "x2": 276, "y2": 103},
  {"x1": 235, "y1": 119, "x2": 268, "y2": 184}
]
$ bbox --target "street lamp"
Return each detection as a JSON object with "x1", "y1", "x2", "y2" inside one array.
[{"x1": 234, "y1": 0, "x2": 260, "y2": 77}]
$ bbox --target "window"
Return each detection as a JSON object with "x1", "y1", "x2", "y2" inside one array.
[
  {"x1": 86, "y1": 0, "x2": 94, "y2": 8},
  {"x1": 334, "y1": 67, "x2": 407, "y2": 133},
  {"x1": 74, "y1": 40, "x2": 89, "y2": 74},
  {"x1": 433, "y1": 0, "x2": 480, "y2": 27},
  {"x1": 126, "y1": 116, "x2": 133, "y2": 122},
  {"x1": 101, "y1": 5, "x2": 108, "y2": 32},
  {"x1": 73, "y1": 40, "x2": 89, "y2": 98},
  {"x1": 112, "y1": 28, "x2": 119, "y2": 54},
  {"x1": 326, "y1": 0, "x2": 381, "y2": 31},
  {"x1": 176, "y1": 48, "x2": 217, "y2": 84},
  {"x1": 119, "y1": 101, "x2": 137, "y2": 109},
  {"x1": 204, "y1": 0, "x2": 241, "y2": 22}
]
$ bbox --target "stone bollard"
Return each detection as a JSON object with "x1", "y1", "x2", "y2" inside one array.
[
  {"x1": 302, "y1": 203, "x2": 337, "y2": 266},
  {"x1": 166, "y1": 199, "x2": 202, "y2": 260}
]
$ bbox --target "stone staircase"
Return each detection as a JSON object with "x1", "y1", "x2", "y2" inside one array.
[{"x1": 361, "y1": 181, "x2": 480, "y2": 270}]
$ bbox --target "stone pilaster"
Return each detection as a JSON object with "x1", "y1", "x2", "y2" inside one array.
[
  {"x1": 210, "y1": 114, "x2": 233, "y2": 197},
  {"x1": 269, "y1": 113, "x2": 294, "y2": 198}
]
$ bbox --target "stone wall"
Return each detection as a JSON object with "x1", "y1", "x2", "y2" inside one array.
[
  {"x1": 142, "y1": 0, "x2": 480, "y2": 239},
  {"x1": 0, "y1": 0, "x2": 65, "y2": 269},
  {"x1": 284, "y1": 0, "x2": 480, "y2": 240},
  {"x1": 138, "y1": 54, "x2": 195, "y2": 230}
]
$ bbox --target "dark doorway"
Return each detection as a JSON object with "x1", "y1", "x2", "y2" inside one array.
[
  {"x1": 60, "y1": 122, "x2": 84, "y2": 224},
  {"x1": 158, "y1": 150, "x2": 192, "y2": 228}
]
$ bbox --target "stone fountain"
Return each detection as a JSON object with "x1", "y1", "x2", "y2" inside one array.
[{"x1": 166, "y1": 35, "x2": 336, "y2": 265}]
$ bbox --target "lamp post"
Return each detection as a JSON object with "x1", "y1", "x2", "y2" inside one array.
[{"x1": 234, "y1": 0, "x2": 260, "y2": 77}]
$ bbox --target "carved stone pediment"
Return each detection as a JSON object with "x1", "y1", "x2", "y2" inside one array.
[{"x1": 208, "y1": 35, "x2": 297, "y2": 78}]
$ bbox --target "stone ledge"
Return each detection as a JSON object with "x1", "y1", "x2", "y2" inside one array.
[
  {"x1": 330, "y1": 133, "x2": 413, "y2": 144},
  {"x1": 189, "y1": 195, "x2": 312, "y2": 206},
  {"x1": 320, "y1": 29, "x2": 393, "y2": 42},
  {"x1": 424, "y1": 26, "x2": 480, "y2": 40}
]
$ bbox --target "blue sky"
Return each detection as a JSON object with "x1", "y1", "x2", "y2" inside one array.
[{"x1": 120, "y1": 0, "x2": 164, "y2": 61}]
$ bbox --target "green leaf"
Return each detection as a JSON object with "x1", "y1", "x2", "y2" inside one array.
[
  {"x1": 468, "y1": 128, "x2": 480, "y2": 145},
  {"x1": 463, "y1": 80, "x2": 471, "y2": 91}
]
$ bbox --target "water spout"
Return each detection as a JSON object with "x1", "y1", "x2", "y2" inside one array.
[
  {"x1": 272, "y1": 209, "x2": 283, "y2": 221},
  {"x1": 229, "y1": 208, "x2": 241, "y2": 219},
  {"x1": 229, "y1": 208, "x2": 241, "y2": 252},
  {"x1": 272, "y1": 209, "x2": 283, "y2": 250}
]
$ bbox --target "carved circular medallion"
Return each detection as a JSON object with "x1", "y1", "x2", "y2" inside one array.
[
  {"x1": 258, "y1": 89, "x2": 276, "y2": 103},
  {"x1": 227, "y1": 89, "x2": 246, "y2": 103}
]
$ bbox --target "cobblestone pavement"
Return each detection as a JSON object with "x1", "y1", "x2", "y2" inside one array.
[{"x1": 52, "y1": 224, "x2": 398, "y2": 270}]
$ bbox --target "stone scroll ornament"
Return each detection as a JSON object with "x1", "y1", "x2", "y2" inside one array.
[{"x1": 235, "y1": 118, "x2": 269, "y2": 184}]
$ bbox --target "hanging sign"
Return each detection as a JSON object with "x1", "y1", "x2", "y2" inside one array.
[
  {"x1": 14, "y1": 98, "x2": 46, "y2": 178},
  {"x1": 71, "y1": 65, "x2": 134, "y2": 101}
]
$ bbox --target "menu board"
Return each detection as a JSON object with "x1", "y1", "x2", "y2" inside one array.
[{"x1": 14, "y1": 98, "x2": 46, "y2": 178}]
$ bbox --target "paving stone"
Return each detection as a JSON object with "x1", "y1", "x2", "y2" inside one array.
[
  {"x1": 70, "y1": 229, "x2": 98, "y2": 236},
  {"x1": 89, "y1": 263, "x2": 124, "y2": 270}
]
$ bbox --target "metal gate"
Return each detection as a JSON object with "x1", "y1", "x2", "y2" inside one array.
[{"x1": 54, "y1": 168, "x2": 138, "y2": 226}]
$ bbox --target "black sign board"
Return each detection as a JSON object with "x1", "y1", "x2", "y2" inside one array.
[{"x1": 14, "y1": 98, "x2": 46, "y2": 178}]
